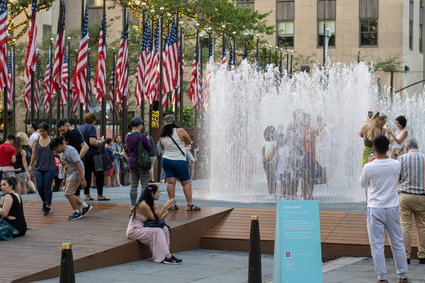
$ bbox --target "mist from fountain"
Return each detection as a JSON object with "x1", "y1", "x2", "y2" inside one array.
[{"x1": 206, "y1": 61, "x2": 376, "y2": 203}]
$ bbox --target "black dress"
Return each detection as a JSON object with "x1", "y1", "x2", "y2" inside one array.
[{"x1": 4, "y1": 193, "x2": 27, "y2": 237}]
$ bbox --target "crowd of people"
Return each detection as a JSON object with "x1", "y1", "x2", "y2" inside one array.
[
  {"x1": 0, "y1": 113, "x2": 200, "y2": 265},
  {"x1": 262, "y1": 109, "x2": 327, "y2": 200},
  {"x1": 359, "y1": 112, "x2": 424, "y2": 283}
]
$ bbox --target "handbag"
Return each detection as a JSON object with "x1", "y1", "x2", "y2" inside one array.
[
  {"x1": 313, "y1": 160, "x2": 327, "y2": 185},
  {"x1": 144, "y1": 219, "x2": 170, "y2": 230},
  {"x1": 391, "y1": 146, "x2": 405, "y2": 160},
  {"x1": 0, "y1": 218, "x2": 19, "y2": 240},
  {"x1": 93, "y1": 154, "x2": 104, "y2": 172},
  {"x1": 169, "y1": 136, "x2": 190, "y2": 164}
]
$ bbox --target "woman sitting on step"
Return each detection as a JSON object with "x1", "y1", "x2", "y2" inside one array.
[
  {"x1": 126, "y1": 184, "x2": 182, "y2": 264},
  {"x1": 0, "y1": 177, "x2": 27, "y2": 240}
]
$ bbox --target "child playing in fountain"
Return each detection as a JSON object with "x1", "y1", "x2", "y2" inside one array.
[
  {"x1": 276, "y1": 133, "x2": 291, "y2": 199},
  {"x1": 262, "y1": 126, "x2": 277, "y2": 200}
]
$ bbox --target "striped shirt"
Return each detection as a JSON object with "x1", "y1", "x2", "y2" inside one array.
[{"x1": 398, "y1": 149, "x2": 425, "y2": 194}]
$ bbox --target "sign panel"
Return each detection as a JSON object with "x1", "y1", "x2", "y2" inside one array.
[{"x1": 273, "y1": 200, "x2": 323, "y2": 283}]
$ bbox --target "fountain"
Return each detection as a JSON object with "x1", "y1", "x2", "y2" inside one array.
[{"x1": 206, "y1": 61, "x2": 376, "y2": 203}]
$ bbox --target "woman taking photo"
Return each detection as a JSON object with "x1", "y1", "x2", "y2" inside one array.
[
  {"x1": 387, "y1": 115, "x2": 408, "y2": 159},
  {"x1": 359, "y1": 112, "x2": 388, "y2": 167},
  {"x1": 126, "y1": 185, "x2": 181, "y2": 264},
  {"x1": 29, "y1": 122, "x2": 56, "y2": 216},
  {"x1": 0, "y1": 177, "x2": 27, "y2": 239},
  {"x1": 160, "y1": 114, "x2": 200, "y2": 211}
]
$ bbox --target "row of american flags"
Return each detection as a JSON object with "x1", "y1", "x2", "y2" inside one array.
[{"x1": 0, "y1": 0, "x2": 242, "y2": 117}]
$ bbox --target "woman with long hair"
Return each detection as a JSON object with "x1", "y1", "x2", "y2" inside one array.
[
  {"x1": 387, "y1": 115, "x2": 408, "y2": 159},
  {"x1": 16, "y1": 132, "x2": 37, "y2": 194},
  {"x1": 359, "y1": 112, "x2": 388, "y2": 167},
  {"x1": 126, "y1": 185, "x2": 181, "y2": 264},
  {"x1": 29, "y1": 122, "x2": 57, "y2": 216},
  {"x1": 112, "y1": 135, "x2": 124, "y2": 187},
  {"x1": 13, "y1": 136, "x2": 29, "y2": 194},
  {"x1": 160, "y1": 115, "x2": 200, "y2": 211},
  {"x1": 0, "y1": 177, "x2": 27, "y2": 238}
]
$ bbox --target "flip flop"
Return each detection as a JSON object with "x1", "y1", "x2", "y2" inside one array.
[
  {"x1": 97, "y1": 197, "x2": 110, "y2": 201},
  {"x1": 84, "y1": 197, "x2": 94, "y2": 201}
]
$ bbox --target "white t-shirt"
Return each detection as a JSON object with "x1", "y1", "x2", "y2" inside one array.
[
  {"x1": 360, "y1": 158, "x2": 401, "y2": 208},
  {"x1": 29, "y1": 131, "x2": 39, "y2": 148}
]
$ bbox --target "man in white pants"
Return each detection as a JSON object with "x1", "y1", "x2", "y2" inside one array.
[{"x1": 360, "y1": 135, "x2": 409, "y2": 283}]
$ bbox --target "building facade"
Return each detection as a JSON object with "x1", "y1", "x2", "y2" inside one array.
[{"x1": 238, "y1": 0, "x2": 425, "y2": 94}]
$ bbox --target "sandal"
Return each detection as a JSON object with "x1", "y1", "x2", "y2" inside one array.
[
  {"x1": 97, "y1": 197, "x2": 111, "y2": 201},
  {"x1": 169, "y1": 203, "x2": 179, "y2": 211},
  {"x1": 85, "y1": 197, "x2": 94, "y2": 201},
  {"x1": 187, "y1": 204, "x2": 201, "y2": 211}
]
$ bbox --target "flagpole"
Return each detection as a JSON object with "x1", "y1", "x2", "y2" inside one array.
[
  {"x1": 12, "y1": 44, "x2": 15, "y2": 134},
  {"x1": 48, "y1": 41, "x2": 53, "y2": 127},
  {"x1": 112, "y1": 49, "x2": 116, "y2": 137},
  {"x1": 100, "y1": 0, "x2": 106, "y2": 138},
  {"x1": 140, "y1": 7, "x2": 146, "y2": 120},
  {"x1": 194, "y1": 25, "x2": 199, "y2": 127},
  {"x1": 55, "y1": 0, "x2": 63, "y2": 136},
  {"x1": 121, "y1": 7, "x2": 128, "y2": 139},
  {"x1": 158, "y1": 8, "x2": 164, "y2": 130},
  {"x1": 178, "y1": 22, "x2": 184, "y2": 127},
  {"x1": 67, "y1": 38, "x2": 71, "y2": 119},
  {"x1": 2, "y1": 68, "x2": 6, "y2": 139},
  {"x1": 148, "y1": 15, "x2": 153, "y2": 133},
  {"x1": 79, "y1": 0, "x2": 84, "y2": 124}
]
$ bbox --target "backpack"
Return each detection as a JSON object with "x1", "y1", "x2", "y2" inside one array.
[{"x1": 138, "y1": 134, "x2": 152, "y2": 170}]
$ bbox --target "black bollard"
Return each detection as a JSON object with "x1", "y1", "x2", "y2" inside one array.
[
  {"x1": 60, "y1": 243, "x2": 75, "y2": 283},
  {"x1": 248, "y1": 215, "x2": 262, "y2": 283}
]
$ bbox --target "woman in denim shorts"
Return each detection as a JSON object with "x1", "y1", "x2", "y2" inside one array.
[{"x1": 160, "y1": 115, "x2": 200, "y2": 211}]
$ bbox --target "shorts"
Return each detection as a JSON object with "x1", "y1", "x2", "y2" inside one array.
[
  {"x1": 162, "y1": 158, "x2": 190, "y2": 182},
  {"x1": 64, "y1": 179, "x2": 81, "y2": 196},
  {"x1": 105, "y1": 163, "x2": 114, "y2": 177},
  {"x1": 113, "y1": 158, "x2": 120, "y2": 173},
  {"x1": 150, "y1": 157, "x2": 156, "y2": 170},
  {"x1": 15, "y1": 172, "x2": 26, "y2": 182}
]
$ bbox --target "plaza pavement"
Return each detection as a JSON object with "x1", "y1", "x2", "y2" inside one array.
[{"x1": 23, "y1": 182, "x2": 425, "y2": 282}]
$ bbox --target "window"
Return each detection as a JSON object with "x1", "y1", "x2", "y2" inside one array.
[
  {"x1": 317, "y1": 0, "x2": 336, "y2": 47},
  {"x1": 88, "y1": 0, "x2": 103, "y2": 7},
  {"x1": 419, "y1": 0, "x2": 424, "y2": 53},
  {"x1": 360, "y1": 0, "x2": 379, "y2": 46},
  {"x1": 43, "y1": 24, "x2": 52, "y2": 38},
  {"x1": 277, "y1": 21, "x2": 294, "y2": 47},
  {"x1": 277, "y1": 0, "x2": 294, "y2": 47},
  {"x1": 409, "y1": 0, "x2": 414, "y2": 50},
  {"x1": 236, "y1": 0, "x2": 254, "y2": 10}
]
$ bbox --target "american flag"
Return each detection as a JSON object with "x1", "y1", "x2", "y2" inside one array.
[
  {"x1": 34, "y1": 58, "x2": 41, "y2": 112},
  {"x1": 94, "y1": 13, "x2": 107, "y2": 101},
  {"x1": 202, "y1": 38, "x2": 214, "y2": 112},
  {"x1": 145, "y1": 21, "x2": 160, "y2": 105},
  {"x1": 221, "y1": 35, "x2": 226, "y2": 64},
  {"x1": 108, "y1": 59, "x2": 115, "y2": 113},
  {"x1": 43, "y1": 47, "x2": 52, "y2": 112},
  {"x1": 228, "y1": 42, "x2": 235, "y2": 70},
  {"x1": 51, "y1": 0, "x2": 66, "y2": 95},
  {"x1": 71, "y1": 81, "x2": 78, "y2": 115},
  {"x1": 161, "y1": 20, "x2": 179, "y2": 106},
  {"x1": 87, "y1": 54, "x2": 93, "y2": 111},
  {"x1": 115, "y1": 11, "x2": 129, "y2": 110},
  {"x1": 60, "y1": 50, "x2": 68, "y2": 108},
  {"x1": 188, "y1": 39, "x2": 201, "y2": 108},
  {"x1": 0, "y1": 0, "x2": 8, "y2": 90},
  {"x1": 134, "y1": 19, "x2": 151, "y2": 107},
  {"x1": 24, "y1": 0, "x2": 38, "y2": 111},
  {"x1": 72, "y1": 5, "x2": 89, "y2": 105},
  {"x1": 6, "y1": 48, "x2": 12, "y2": 108}
]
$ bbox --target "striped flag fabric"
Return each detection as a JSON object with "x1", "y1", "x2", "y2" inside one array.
[
  {"x1": 43, "y1": 47, "x2": 52, "y2": 112},
  {"x1": 0, "y1": 0, "x2": 8, "y2": 90},
  {"x1": 115, "y1": 11, "x2": 129, "y2": 110},
  {"x1": 24, "y1": 0, "x2": 38, "y2": 111},
  {"x1": 228, "y1": 42, "x2": 235, "y2": 70},
  {"x1": 6, "y1": 48, "x2": 12, "y2": 108},
  {"x1": 108, "y1": 60, "x2": 115, "y2": 113},
  {"x1": 145, "y1": 21, "x2": 160, "y2": 104},
  {"x1": 134, "y1": 19, "x2": 151, "y2": 107},
  {"x1": 87, "y1": 54, "x2": 93, "y2": 110},
  {"x1": 60, "y1": 50, "x2": 68, "y2": 109},
  {"x1": 72, "y1": 5, "x2": 89, "y2": 105},
  {"x1": 51, "y1": 0, "x2": 66, "y2": 95},
  {"x1": 161, "y1": 19, "x2": 179, "y2": 106},
  {"x1": 71, "y1": 81, "x2": 78, "y2": 115},
  {"x1": 94, "y1": 13, "x2": 107, "y2": 101},
  {"x1": 188, "y1": 39, "x2": 201, "y2": 108},
  {"x1": 202, "y1": 38, "x2": 214, "y2": 112},
  {"x1": 221, "y1": 35, "x2": 226, "y2": 64},
  {"x1": 34, "y1": 59, "x2": 41, "y2": 112}
]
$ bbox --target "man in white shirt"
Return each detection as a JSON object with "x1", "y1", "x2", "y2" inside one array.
[
  {"x1": 360, "y1": 135, "x2": 409, "y2": 283},
  {"x1": 28, "y1": 122, "x2": 39, "y2": 148}
]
